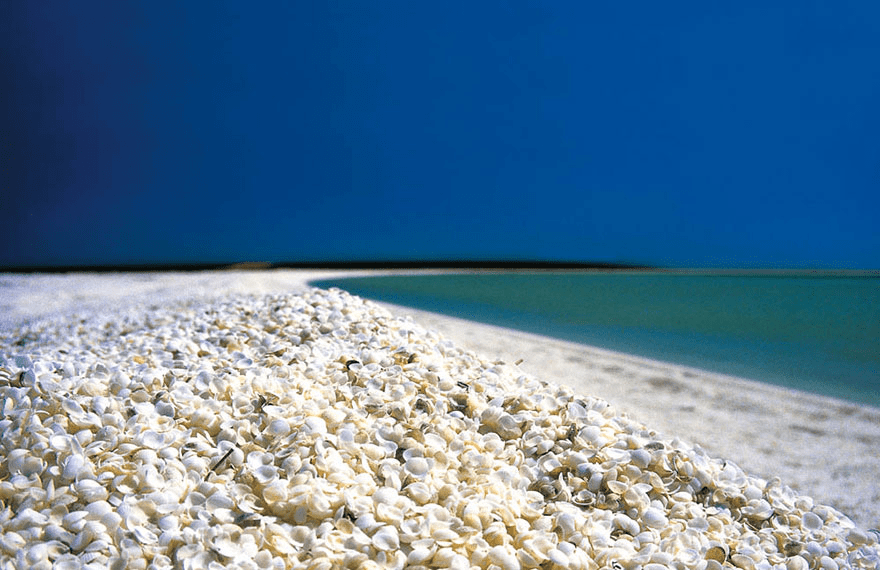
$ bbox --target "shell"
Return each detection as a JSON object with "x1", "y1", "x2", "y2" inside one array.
[
  {"x1": 0, "y1": 286, "x2": 877, "y2": 570},
  {"x1": 370, "y1": 525, "x2": 399, "y2": 551},
  {"x1": 403, "y1": 456, "x2": 431, "y2": 479}
]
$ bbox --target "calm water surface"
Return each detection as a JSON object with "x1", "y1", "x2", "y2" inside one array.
[{"x1": 311, "y1": 272, "x2": 880, "y2": 408}]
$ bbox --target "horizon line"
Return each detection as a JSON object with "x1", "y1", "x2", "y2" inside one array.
[{"x1": 1, "y1": 260, "x2": 877, "y2": 276}]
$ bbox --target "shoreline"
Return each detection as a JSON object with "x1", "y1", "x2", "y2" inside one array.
[
  {"x1": 309, "y1": 270, "x2": 880, "y2": 411},
  {"x1": 366, "y1": 301, "x2": 880, "y2": 529},
  {"x1": 1, "y1": 269, "x2": 878, "y2": 528}
]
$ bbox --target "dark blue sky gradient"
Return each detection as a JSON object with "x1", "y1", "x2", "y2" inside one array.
[{"x1": 3, "y1": 2, "x2": 879, "y2": 268}]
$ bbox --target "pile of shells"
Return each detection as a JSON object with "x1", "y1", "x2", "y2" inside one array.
[{"x1": 1, "y1": 288, "x2": 878, "y2": 569}]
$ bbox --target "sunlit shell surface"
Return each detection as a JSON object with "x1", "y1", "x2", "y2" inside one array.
[{"x1": 1, "y1": 288, "x2": 878, "y2": 569}]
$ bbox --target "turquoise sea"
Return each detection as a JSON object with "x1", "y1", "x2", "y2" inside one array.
[{"x1": 311, "y1": 272, "x2": 880, "y2": 408}]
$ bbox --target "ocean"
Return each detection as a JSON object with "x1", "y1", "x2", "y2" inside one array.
[{"x1": 311, "y1": 272, "x2": 880, "y2": 408}]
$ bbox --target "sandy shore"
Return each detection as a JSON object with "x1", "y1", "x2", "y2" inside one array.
[
  {"x1": 2, "y1": 269, "x2": 878, "y2": 530},
  {"x1": 378, "y1": 302, "x2": 880, "y2": 531}
]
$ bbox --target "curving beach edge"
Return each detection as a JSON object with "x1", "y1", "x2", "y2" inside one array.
[{"x1": 0, "y1": 269, "x2": 877, "y2": 569}]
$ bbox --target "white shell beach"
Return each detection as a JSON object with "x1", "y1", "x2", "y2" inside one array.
[{"x1": 1, "y1": 269, "x2": 878, "y2": 568}]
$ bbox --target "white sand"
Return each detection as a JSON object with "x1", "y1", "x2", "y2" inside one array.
[{"x1": 2, "y1": 269, "x2": 878, "y2": 530}]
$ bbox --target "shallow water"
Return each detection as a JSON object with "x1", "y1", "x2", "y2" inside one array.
[{"x1": 312, "y1": 272, "x2": 880, "y2": 408}]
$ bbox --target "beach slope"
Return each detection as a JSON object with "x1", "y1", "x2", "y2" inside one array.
[{"x1": 1, "y1": 270, "x2": 877, "y2": 568}]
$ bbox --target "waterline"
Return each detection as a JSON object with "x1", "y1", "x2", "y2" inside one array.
[{"x1": 312, "y1": 271, "x2": 880, "y2": 408}]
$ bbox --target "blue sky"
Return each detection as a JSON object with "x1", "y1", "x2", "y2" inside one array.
[{"x1": 3, "y1": 2, "x2": 879, "y2": 269}]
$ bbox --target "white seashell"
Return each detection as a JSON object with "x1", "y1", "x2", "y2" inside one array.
[
  {"x1": 743, "y1": 484, "x2": 762, "y2": 501},
  {"x1": 5, "y1": 450, "x2": 44, "y2": 478},
  {"x1": 253, "y1": 550, "x2": 276, "y2": 569},
  {"x1": 61, "y1": 397, "x2": 84, "y2": 415},
  {"x1": 43, "y1": 524, "x2": 74, "y2": 546},
  {"x1": 303, "y1": 416, "x2": 327, "y2": 436},
  {"x1": 534, "y1": 438, "x2": 555, "y2": 455},
  {"x1": 356, "y1": 513, "x2": 380, "y2": 533},
  {"x1": 629, "y1": 448, "x2": 651, "y2": 468},
  {"x1": 23, "y1": 542, "x2": 50, "y2": 564},
  {"x1": 804, "y1": 541, "x2": 824, "y2": 558},
  {"x1": 688, "y1": 516, "x2": 710, "y2": 532},
  {"x1": 730, "y1": 554, "x2": 756, "y2": 570},
  {"x1": 847, "y1": 528, "x2": 869, "y2": 545},
  {"x1": 247, "y1": 451, "x2": 274, "y2": 470},
  {"x1": 375, "y1": 437, "x2": 399, "y2": 456},
  {"x1": 622, "y1": 485, "x2": 650, "y2": 511},
  {"x1": 423, "y1": 433, "x2": 447, "y2": 450},
  {"x1": 292, "y1": 505, "x2": 307, "y2": 524},
  {"x1": 206, "y1": 492, "x2": 235, "y2": 510},
  {"x1": 407, "y1": 546, "x2": 434, "y2": 564},
  {"x1": 742, "y1": 498, "x2": 773, "y2": 520},
  {"x1": 263, "y1": 480, "x2": 288, "y2": 504},
  {"x1": 337, "y1": 428, "x2": 355, "y2": 446},
  {"x1": 308, "y1": 491, "x2": 333, "y2": 519},
  {"x1": 50, "y1": 434, "x2": 75, "y2": 453},
  {"x1": 567, "y1": 450, "x2": 596, "y2": 467},
  {"x1": 371, "y1": 525, "x2": 399, "y2": 551},
  {"x1": 70, "y1": 522, "x2": 98, "y2": 551},
  {"x1": 211, "y1": 534, "x2": 240, "y2": 558},
  {"x1": 488, "y1": 545, "x2": 521, "y2": 570},
  {"x1": 404, "y1": 457, "x2": 431, "y2": 478},
  {"x1": 613, "y1": 513, "x2": 640, "y2": 536},
  {"x1": 254, "y1": 464, "x2": 279, "y2": 484},
  {"x1": 156, "y1": 401, "x2": 175, "y2": 417},
  {"x1": 554, "y1": 512, "x2": 579, "y2": 537},
  {"x1": 117, "y1": 501, "x2": 148, "y2": 527},
  {"x1": 12, "y1": 507, "x2": 49, "y2": 530},
  {"x1": 580, "y1": 426, "x2": 603, "y2": 445},
  {"x1": 158, "y1": 515, "x2": 179, "y2": 532},
  {"x1": 431, "y1": 526, "x2": 459, "y2": 541},
  {"x1": 588, "y1": 471, "x2": 604, "y2": 492},
  {"x1": 132, "y1": 525, "x2": 158, "y2": 545},
  {"x1": 802, "y1": 512, "x2": 823, "y2": 531},
  {"x1": 0, "y1": 531, "x2": 26, "y2": 555},
  {"x1": 61, "y1": 510, "x2": 89, "y2": 531},
  {"x1": 361, "y1": 443, "x2": 386, "y2": 461},
  {"x1": 321, "y1": 407, "x2": 347, "y2": 427},
  {"x1": 642, "y1": 507, "x2": 668, "y2": 529},
  {"x1": 51, "y1": 555, "x2": 84, "y2": 570},
  {"x1": 497, "y1": 413, "x2": 523, "y2": 438},
  {"x1": 83, "y1": 501, "x2": 113, "y2": 520},
  {"x1": 372, "y1": 487, "x2": 399, "y2": 505},
  {"x1": 267, "y1": 419, "x2": 290, "y2": 436},
  {"x1": 74, "y1": 479, "x2": 108, "y2": 502},
  {"x1": 547, "y1": 548, "x2": 569, "y2": 566},
  {"x1": 813, "y1": 505, "x2": 833, "y2": 521},
  {"x1": 521, "y1": 533, "x2": 558, "y2": 562},
  {"x1": 139, "y1": 430, "x2": 165, "y2": 449},
  {"x1": 567, "y1": 401, "x2": 587, "y2": 419},
  {"x1": 403, "y1": 482, "x2": 432, "y2": 504},
  {"x1": 603, "y1": 447, "x2": 630, "y2": 463},
  {"x1": 139, "y1": 463, "x2": 165, "y2": 491},
  {"x1": 538, "y1": 454, "x2": 563, "y2": 476}
]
